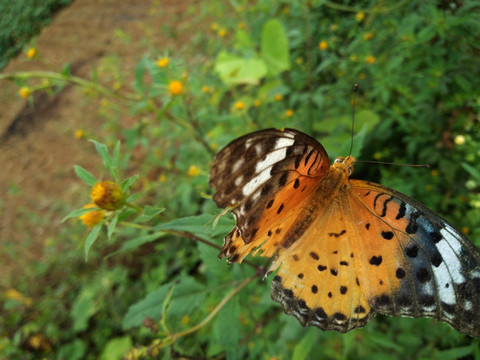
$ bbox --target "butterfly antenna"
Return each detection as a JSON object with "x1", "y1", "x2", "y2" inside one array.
[
  {"x1": 349, "y1": 84, "x2": 358, "y2": 157},
  {"x1": 356, "y1": 160, "x2": 430, "y2": 168}
]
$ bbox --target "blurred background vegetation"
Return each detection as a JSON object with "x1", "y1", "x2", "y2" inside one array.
[{"x1": 1, "y1": 0, "x2": 480, "y2": 359}]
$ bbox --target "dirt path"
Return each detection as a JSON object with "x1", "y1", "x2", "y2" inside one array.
[{"x1": 0, "y1": 0, "x2": 196, "y2": 283}]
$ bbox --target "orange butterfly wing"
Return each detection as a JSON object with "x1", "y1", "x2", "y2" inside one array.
[{"x1": 210, "y1": 128, "x2": 480, "y2": 336}]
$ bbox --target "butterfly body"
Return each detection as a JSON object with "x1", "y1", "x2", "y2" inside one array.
[{"x1": 209, "y1": 128, "x2": 480, "y2": 336}]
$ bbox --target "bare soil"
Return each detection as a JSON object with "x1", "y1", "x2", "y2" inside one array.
[{"x1": 0, "y1": 0, "x2": 198, "y2": 283}]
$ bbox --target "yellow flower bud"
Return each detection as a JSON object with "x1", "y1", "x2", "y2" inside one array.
[
  {"x1": 319, "y1": 41, "x2": 328, "y2": 50},
  {"x1": 80, "y1": 203, "x2": 106, "y2": 227},
  {"x1": 274, "y1": 94, "x2": 283, "y2": 101},
  {"x1": 169, "y1": 80, "x2": 183, "y2": 96},
  {"x1": 234, "y1": 101, "x2": 245, "y2": 110},
  {"x1": 26, "y1": 47, "x2": 37, "y2": 58},
  {"x1": 157, "y1": 57, "x2": 169, "y2": 68},
  {"x1": 19, "y1": 87, "x2": 31, "y2": 99},
  {"x1": 90, "y1": 181, "x2": 125, "y2": 210}
]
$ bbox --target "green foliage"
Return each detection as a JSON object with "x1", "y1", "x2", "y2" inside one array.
[
  {"x1": 0, "y1": 0, "x2": 74, "y2": 69},
  {"x1": 2, "y1": 0, "x2": 480, "y2": 359}
]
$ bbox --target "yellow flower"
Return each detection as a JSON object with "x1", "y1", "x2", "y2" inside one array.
[
  {"x1": 358, "y1": 72, "x2": 366, "y2": 79},
  {"x1": 274, "y1": 94, "x2": 283, "y2": 101},
  {"x1": 74, "y1": 129, "x2": 84, "y2": 139},
  {"x1": 430, "y1": 169, "x2": 439, "y2": 177},
  {"x1": 19, "y1": 87, "x2": 31, "y2": 99},
  {"x1": 218, "y1": 28, "x2": 227, "y2": 37},
  {"x1": 330, "y1": 24, "x2": 339, "y2": 31},
  {"x1": 373, "y1": 152, "x2": 382, "y2": 160},
  {"x1": 454, "y1": 134, "x2": 466, "y2": 145},
  {"x1": 295, "y1": 57, "x2": 303, "y2": 65},
  {"x1": 157, "y1": 57, "x2": 169, "y2": 68},
  {"x1": 159, "y1": 174, "x2": 167, "y2": 183},
  {"x1": 285, "y1": 109, "x2": 294, "y2": 117},
  {"x1": 188, "y1": 165, "x2": 201, "y2": 177},
  {"x1": 113, "y1": 81, "x2": 122, "y2": 90},
  {"x1": 254, "y1": 99, "x2": 261, "y2": 107},
  {"x1": 366, "y1": 55, "x2": 376, "y2": 64},
  {"x1": 80, "y1": 203, "x2": 106, "y2": 227},
  {"x1": 26, "y1": 47, "x2": 37, "y2": 58},
  {"x1": 238, "y1": 22, "x2": 246, "y2": 29},
  {"x1": 211, "y1": 23, "x2": 219, "y2": 31},
  {"x1": 319, "y1": 41, "x2": 328, "y2": 50},
  {"x1": 90, "y1": 181, "x2": 125, "y2": 210},
  {"x1": 234, "y1": 101, "x2": 245, "y2": 110},
  {"x1": 283, "y1": 6, "x2": 290, "y2": 14},
  {"x1": 363, "y1": 32, "x2": 374, "y2": 40},
  {"x1": 356, "y1": 11, "x2": 365, "y2": 22},
  {"x1": 201, "y1": 85, "x2": 210, "y2": 93},
  {"x1": 168, "y1": 80, "x2": 183, "y2": 96},
  {"x1": 349, "y1": 54, "x2": 357, "y2": 61},
  {"x1": 462, "y1": 226, "x2": 470, "y2": 235},
  {"x1": 5, "y1": 288, "x2": 24, "y2": 301}
]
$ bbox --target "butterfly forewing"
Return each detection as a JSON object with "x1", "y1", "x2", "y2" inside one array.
[{"x1": 210, "y1": 129, "x2": 330, "y2": 262}]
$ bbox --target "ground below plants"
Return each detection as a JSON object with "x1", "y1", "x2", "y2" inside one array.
[{"x1": 0, "y1": 0, "x2": 198, "y2": 285}]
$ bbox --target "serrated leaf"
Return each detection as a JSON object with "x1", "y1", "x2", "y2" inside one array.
[
  {"x1": 74, "y1": 165, "x2": 97, "y2": 186},
  {"x1": 261, "y1": 19, "x2": 290, "y2": 75},
  {"x1": 84, "y1": 223, "x2": 103, "y2": 261}
]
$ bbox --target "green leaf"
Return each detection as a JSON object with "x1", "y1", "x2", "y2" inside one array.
[
  {"x1": 106, "y1": 232, "x2": 166, "y2": 258},
  {"x1": 107, "y1": 213, "x2": 118, "y2": 239},
  {"x1": 99, "y1": 336, "x2": 133, "y2": 360},
  {"x1": 71, "y1": 286, "x2": 98, "y2": 333},
  {"x1": 261, "y1": 19, "x2": 290, "y2": 75},
  {"x1": 214, "y1": 51, "x2": 267, "y2": 85},
  {"x1": 234, "y1": 29, "x2": 254, "y2": 52},
  {"x1": 208, "y1": 293, "x2": 240, "y2": 359},
  {"x1": 74, "y1": 165, "x2": 97, "y2": 186},
  {"x1": 122, "y1": 276, "x2": 206, "y2": 329},
  {"x1": 121, "y1": 174, "x2": 139, "y2": 192},
  {"x1": 291, "y1": 328, "x2": 316, "y2": 360},
  {"x1": 153, "y1": 213, "x2": 234, "y2": 241},
  {"x1": 84, "y1": 223, "x2": 103, "y2": 261},
  {"x1": 90, "y1": 140, "x2": 113, "y2": 175},
  {"x1": 136, "y1": 206, "x2": 166, "y2": 222},
  {"x1": 462, "y1": 163, "x2": 480, "y2": 180}
]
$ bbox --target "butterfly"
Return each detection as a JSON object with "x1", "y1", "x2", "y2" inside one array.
[{"x1": 209, "y1": 128, "x2": 480, "y2": 336}]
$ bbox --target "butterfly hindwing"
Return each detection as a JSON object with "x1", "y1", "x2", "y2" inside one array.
[{"x1": 350, "y1": 180, "x2": 480, "y2": 336}]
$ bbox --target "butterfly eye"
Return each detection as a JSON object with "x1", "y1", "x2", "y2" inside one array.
[{"x1": 334, "y1": 157, "x2": 353, "y2": 175}]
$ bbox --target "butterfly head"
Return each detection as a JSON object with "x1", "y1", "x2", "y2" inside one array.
[{"x1": 333, "y1": 155, "x2": 356, "y2": 176}]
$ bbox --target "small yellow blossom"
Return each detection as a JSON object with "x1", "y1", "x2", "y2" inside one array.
[
  {"x1": 211, "y1": 23, "x2": 219, "y2": 31},
  {"x1": 425, "y1": 184, "x2": 432, "y2": 191},
  {"x1": 274, "y1": 94, "x2": 283, "y2": 101},
  {"x1": 462, "y1": 226, "x2": 470, "y2": 235},
  {"x1": 181, "y1": 315, "x2": 190, "y2": 324},
  {"x1": 218, "y1": 28, "x2": 227, "y2": 37},
  {"x1": 285, "y1": 109, "x2": 294, "y2": 117},
  {"x1": 168, "y1": 80, "x2": 183, "y2": 96},
  {"x1": 454, "y1": 134, "x2": 466, "y2": 145},
  {"x1": 349, "y1": 54, "x2": 357, "y2": 62},
  {"x1": 19, "y1": 87, "x2": 31, "y2": 99},
  {"x1": 366, "y1": 55, "x2": 376, "y2": 64},
  {"x1": 254, "y1": 100, "x2": 261, "y2": 107},
  {"x1": 80, "y1": 203, "x2": 106, "y2": 227},
  {"x1": 319, "y1": 41, "x2": 328, "y2": 50},
  {"x1": 28, "y1": 334, "x2": 50, "y2": 350},
  {"x1": 234, "y1": 101, "x2": 245, "y2": 110},
  {"x1": 91, "y1": 181, "x2": 125, "y2": 210},
  {"x1": 157, "y1": 57, "x2": 169, "y2": 68},
  {"x1": 330, "y1": 24, "x2": 339, "y2": 31},
  {"x1": 159, "y1": 174, "x2": 167, "y2": 183},
  {"x1": 295, "y1": 57, "x2": 303, "y2": 65},
  {"x1": 188, "y1": 165, "x2": 201, "y2": 177},
  {"x1": 26, "y1": 47, "x2": 37, "y2": 58},
  {"x1": 363, "y1": 32, "x2": 374, "y2": 40},
  {"x1": 113, "y1": 81, "x2": 122, "y2": 90},
  {"x1": 283, "y1": 6, "x2": 290, "y2": 14},
  {"x1": 358, "y1": 73, "x2": 366, "y2": 80},
  {"x1": 201, "y1": 85, "x2": 210, "y2": 93},
  {"x1": 430, "y1": 169, "x2": 439, "y2": 177},
  {"x1": 373, "y1": 152, "x2": 382, "y2": 160},
  {"x1": 74, "y1": 129, "x2": 84, "y2": 139},
  {"x1": 238, "y1": 22, "x2": 246, "y2": 29},
  {"x1": 5, "y1": 289, "x2": 24, "y2": 301},
  {"x1": 356, "y1": 12, "x2": 365, "y2": 22}
]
